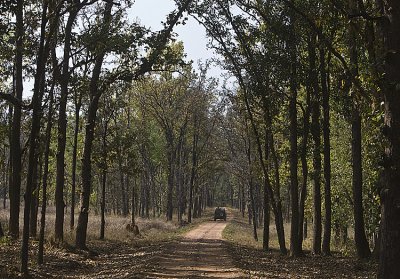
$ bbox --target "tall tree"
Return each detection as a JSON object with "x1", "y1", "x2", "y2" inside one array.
[
  {"x1": 38, "y1": 82, "x2": 55, "y2": 265},
  {"x1": 99, "y1": 112, "x2": 110, "y2": 239},
  {"x1": 55, "y1": 0, "x2": 87, "y2": 242},
  {"x1": 21, "y1": 0, "x2": 55, "y2": 273},
  {"x1": 348, "y1": 0, "x2": 371, "y2": 259},
  {"x1": 309, "y1": 33, "x2": 322, "y2": 255},
  {"x1": 288, "y1": 12, "x2": 300, "y2": 257},
  {"x1": 378, "y1": 0, "x2": 400, "y2": 277},
  {"x1": 298, "y1": 87, "x2": 311, "y2": 252},
  {"x1": 75, "y1": 1, "x2": 114, "y2": 249},
  {"x1": 8, "y1": 0, "x2": 23, "y2": 239},
  {"x1": 70, "y1": 86, "x2": 83, "y2": 230},
  {"x1": 321, "y1": 47, "x2": 332, "y2": 255}
]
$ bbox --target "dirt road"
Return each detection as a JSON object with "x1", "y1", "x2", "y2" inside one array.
[{"x1": 143, "y1": 220, "x2": 245, "y2": 278}]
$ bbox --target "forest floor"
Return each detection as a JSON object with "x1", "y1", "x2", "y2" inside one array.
[{"x1": 0, "y1": 208, "x2": 377, "y2": 278}]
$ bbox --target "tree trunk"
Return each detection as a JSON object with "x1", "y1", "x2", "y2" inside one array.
[
  {"x1": 9, "y1": 0, "x2": 24, "y2": 240},
  {"x1": 243, "y1": 94, "x2": 286, "y2": 254},
  {"x1": 246, "y1": 131, "x2": 258, "y2": 241},
  {"x1": 117, "y1": 144, "x2": 128, "y2": 217},
  {"x1": 3, "y1": 147, "x2": 8, "y2": 210},
  {"x1": 310, "y1": 33, "x2": 322, "y2": 255},
  {"x1": 176, "y1": 121, "x2": 187, "y2": 223},
  {"x1": 21, "y1": 2, "x2": 49, "y2": 273},
  {"x1": 351, "y1": 109, "x2": 371, "y2": 258},
  {"x1": 378, "y1": 1, "x2": 400, "y2": 277},
  {"x1": 321, "y1": 47, "x2": 332, "y2": 255},
  {"x1": 176, "y1": 138, "x2": 183, "y2": 223},
  {"x1": 75, "y1": 85, "x2": 102, "y2": 248},
  {"x1": 298, "y1": 87, "x2": 311, "y2": 253},
  {"x1": 188, "y1": 115, "x2": 198, "y2": 223},
  {"x1": 289, "y1": 57, "x2": 300, "y2": 257},
  {"x1": 166, "y1": 133, "x2": 175, "y2": 221},
  {"x1": 287, "y1": 7, "x2": 300, "y2": 256},
  {"x1": 268, "y1": 124, "x2": 286, "y2": 253},
  {"x1": 304, "y1": 218, "x2": 308, "y2": 239},
  {"x1": 75, "y1": 2, "x2": 113, "y2": 249},
  {"x1": 115, "y1": 116, "x2": 129, "y2": 217},
  {"x1": 100, "y1": 121, "x2": 108, "y2": 240},
  {"x1": 6, "y1": 105, "x2": 12, "y2": 211},
  {"x1": 70, "y1": 95, "x2": 82, "y2": 230},
  {"x1": 131, "y1": 177, "x2": 136, "y2": 225},
  {"x1": 38, "y1": 80, "x2": 55, "y2": 265},
  {"x1": 55, "y1": 6, "x2": 80, "y2": 243},
  {"x1": 311, "y1": 99, "x2": 322, "y2": 255},
  {"x1": 263, "y1": 130, "x2": 270, "y2": 251},
  {"x1": 348, "y1": 0, "x2": 371, "y2": 259},
  {"x1": 29, "y1": 157, "x2": 40, "y2": 237}
]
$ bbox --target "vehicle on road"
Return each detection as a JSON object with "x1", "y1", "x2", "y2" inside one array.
[{"x1": 214, "y1": 207, "x2": 226, "y2": 221}]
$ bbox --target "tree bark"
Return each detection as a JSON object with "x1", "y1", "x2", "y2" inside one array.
[
  {"x1": 131, "y1": 177, "x2": 136, "y2": 225},
  {"x1": 21, "y1": 1, "x2": 50, "y2": 273},
  {"x1": 378, "y1": 1, "x2": 400, "y2": 278},
  {"x1": 243, "y1": 94, "x2": 286, "y2": 253},
  {"x1": 100, "y1": 120, "x2": 108, "y2": 240},
  {"x1": 116, "y1": 136, "x2": 128, "y2": 217},
  {"x1": 75, "y1": 2, "x2": 113, "y2": 249},
  {"x1": 6, "y1": 104, "x2": 13, "y2": 211},
  {"x1": 348, "y1": 0, "x2": 371, "y2": 259},
  {"x1": 351, "y1": 109, "x2": 371, "y2": 258},
  {"x1": 9, "y1": 0, "x2": 23, "y2": 240},
  {"x1": 320, "y1": 47, "x2": 332, "y2": 255},
  {"x1": 38, "y1": 81, "x2": 55, "y2": 265},
  {"x1": 29, "y1": 157, "x2": 40, "y2": 237},
  {"x1": 38, "y1": 10, "x2": 58, "y2": 261},
  {"x1": 3, "y1": 147, "x2": 8, "y2": 210},
  {"x1": 70, "y1": 94, "x2": 82, "y2": 230},
  {"x1": 298, "y1": 87, "x2": 311, "y2": 253},
  {"x1": 263, "y1": 130, "x2": 270, "y2": 251},
  {"x1": 55, "y1": 5, "x2": 80, "y2": 243},
  {"x1": 310, "y1": 33, "x2": 322, "y2": 255},
  {"x1": 188, "y1": 114, "x2": 198, "y2": 223},
  {"x1": 166, "y1": 131, "x2": 175, "y2": 221},
  {"x1": 289, "y1": 52, "x2": 300, "y2": 257},
  {"x1": 245, "y1": 127, "x2": 258, "y2": 241}
]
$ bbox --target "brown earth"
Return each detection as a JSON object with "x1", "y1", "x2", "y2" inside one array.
[
  {"x1": 0, "y1": 212, "x2": 377, "y2": 279},
  {"x1": 0, "y1": 216, "x2": 245, "y2": 279},
  {"x1": 142, "y1": 220, "x2": 245, "y2": 278}
]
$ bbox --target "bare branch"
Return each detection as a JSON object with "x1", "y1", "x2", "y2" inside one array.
[{"x1": 0, "y1": 91, "x2": 32, "y2": 110}]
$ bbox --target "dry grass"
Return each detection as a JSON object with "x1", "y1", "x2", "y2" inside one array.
[
  {"x1": 0, "y1": 204, "x2": 215, "y2": 278},
  {"x1": 0, "y1": 204, "x2": 214, "y2": 246},
  {"x1": 0, "y1": 206, "x2": 376, "y2": 278},
  {"x1": 222, "y1": 208, "x2": 377, "y2": 278},
  {"x1": 223, "y1": 208, "x2": 292, "y2": 251},
  {"x1": 223, "y1": 208, "x2": 358, "y2": 255}
]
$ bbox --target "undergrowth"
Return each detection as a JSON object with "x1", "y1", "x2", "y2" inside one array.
[{"x1": 223, "y1": 208, "x2": 361, "y2": 256}]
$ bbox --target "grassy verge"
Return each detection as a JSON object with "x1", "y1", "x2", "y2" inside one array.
[
  {"x1": 222, "y1": 208, "x2": 377, "y2": 278},
  {"x1": 0, "y1": 207, "x2": 214, "y2": 278},
  {"x1": 0, "y1": 206, "x2": 214, "y2": 246}
]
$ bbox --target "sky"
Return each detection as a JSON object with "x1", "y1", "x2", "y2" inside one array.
[{"x1": 129, "y1": 0, "x2": 223, "y2": 79}]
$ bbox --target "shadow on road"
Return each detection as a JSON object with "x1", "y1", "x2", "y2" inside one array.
[
  {"x1": 140, "y1": 219, "x2": 245, "y2": 278},
  {"x1": 143, "y1": 238, "x2": 244, "y2": 278}
]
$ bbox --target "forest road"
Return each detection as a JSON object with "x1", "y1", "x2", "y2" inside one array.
[{"x1": 143, "y1": 218, "x2": 246, "y2": 278}]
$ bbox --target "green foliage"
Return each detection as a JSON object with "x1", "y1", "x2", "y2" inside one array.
[{"x1": 331, "y1": 112, "x2": 353, "y2": 228}]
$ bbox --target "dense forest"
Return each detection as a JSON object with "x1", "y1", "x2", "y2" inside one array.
[{"x1": 0, "y1": 0, "x2": 399, "y2": 278}]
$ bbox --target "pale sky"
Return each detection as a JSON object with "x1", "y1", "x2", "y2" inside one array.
[{"x1": 129, "y1": 0, "x2": 222, "y2": 79}]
